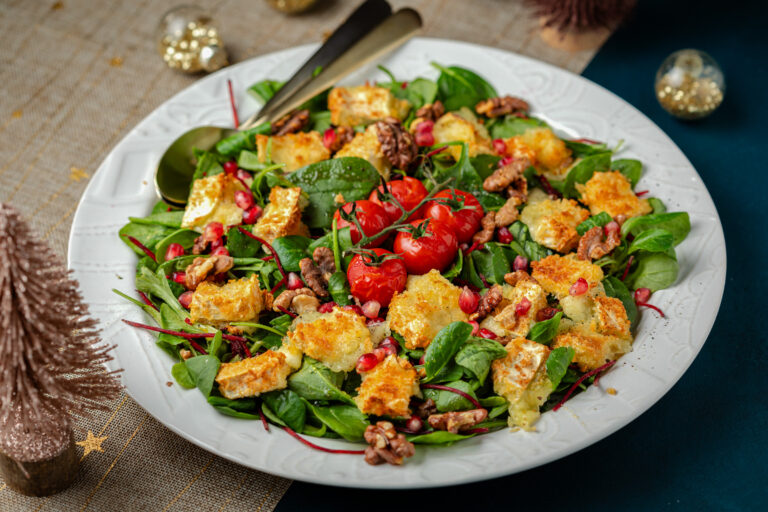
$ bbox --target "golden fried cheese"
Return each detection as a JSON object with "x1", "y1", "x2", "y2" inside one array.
[
  {"x1": 592, "y1": 294, "x2": 632, "y2": 339},
  {"x1": 428, "y1": 111, "x2": 492, "y2": 161},
  {"x1": 215, "y1": 349, "x2": 291, "y2": 399},
  {"x1": 520, "y1": 198, "x2": 590, "y2": 253},
  {"x1": 328, "y1": 85, "x2": 410, "y2": 127},
  {"x1": 516, "y1": 127, "x2": 572, "y2": 177},
  {"x1": 252, "y1": 186, "x2": 309, "y2": 243},
  {"x1": 285, "y1": 307, "x2": 373, "y2": 372},
  {"x1": 480, "y1": 281, "x2": 548, "y2": 338},
  {"x1": 531, "y1": 254, "x2": 604, "y2": 299},
  {"x1": 255, "y1": 132, "x2": 330, "y2": 172},
  {"x1": 552, "y1": 323, "x2": 632, "y2": 372},
  {"x1": 576, "y1": 170, "x2": 652, "y2": 219},
  {"x1": 181, "y1": 173, "x2": 248, "y2": 231},
  {"x1": 492, "y1": 338, "x2": 552, "y2": 430},
  {"x1": 189, "y1": 274, "x2": 263, "y2": 328},
  {"x1": 355, "y1": 355, "x2": 419, "y2": 418},
  {"x1": 387, "y1": 270, "x2": 468, "y2": 350},
  {"x1": 335, "y1": 124, "x2": 392, "y2": 178}
]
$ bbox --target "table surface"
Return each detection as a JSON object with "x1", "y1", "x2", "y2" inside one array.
[{"x1": 0, "y1": 0, "x2": 603, "y2": 510}]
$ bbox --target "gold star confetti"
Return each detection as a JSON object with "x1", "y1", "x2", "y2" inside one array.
[
  {"x1": 51, "y1": 1, "x2": 64, "y2": 10},
  {"x1": 76, "y1": 431, "x2": 108, "y2": 457},
  {"x1": 11, "y1": 110, "x2": 22, "y2": 119},
  {"x1": 69, "y1": 167, "x2": 89, "y2": 182},
  {"x1": 109, "y1": 56, "x2": 123, "y2": 67}
]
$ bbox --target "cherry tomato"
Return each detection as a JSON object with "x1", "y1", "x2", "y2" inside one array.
[
  {"x1": 393, "y1": 219, "x2": 458, "y2": 275},
  {"x1": 368, "y1": 177, "x2": 428, "y2": 223},
  {"x1": 333, "y1": 200, "x2": 390, "y2": 247},
  {"x1": 347, "y1": 248, "x2": 407, "y2": 306},
  {"x1": 423, "y1": 189, "x2": 484, "y2": 244}
]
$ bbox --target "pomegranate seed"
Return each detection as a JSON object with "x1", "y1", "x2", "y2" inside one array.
[
  {"x1": 322, "y1": 128, "x2": 336, "y2": 149},
  {"x1": 356, "y1": 353, "x2": 379, "y2": 373},
  {"x1": 287, "y1": 272, "x2": 303, "y2": 290},
  {"x1": 497, "y1": 226, "x2": 513, "y2": 244},
  {"x1": 569, "y1": 277, "x2": 589, "y2": 296},
  {"x1": 405, "y1": 415, "x2": 423, "y2": 432},
  {"x1": 178, "y1": 291, "x2": 194, "y2": 309},
  {"x1": 373, "y1": 347, "x2": 387, "y2": 361},
  {"x1": 366, "y1": 316, "x2": 385, "y2": 325},
  {"x1": 377, "y1": 342, "x2": 397, "y2": 359},
  {"x1": 171, "y1": 271, "x2": 186, "y2": 285},
  {"x1": 204, "y1": 222, "x2": 224, "y2": 241},
  {"x1": 604, "y1": 221, "x2": 620, "y2": 236},
  {"x1": 499, "y1": 156, "x2": 514, "y2": 167},
  {"x1": 400, "y1": 81, "x2": 408, "y2": 89},
  {"x1": 361, "y1": 300, "x2": 381, "y2": 319},
  {"x1": 209, "y1": 238, "x2": 223, "y2": 252},
  {"x1": 234, "y1": 190, "x2": 254, "y2": 210},
  {"x1": 343, "y1": 304, "x2": 364, "y2": 316},
  {"x1": 419, "y1": 354, "x2": 426, "y2": 365},
  {"x1": 536, "y1": 307, "x2": 559, "y2": 321},
  {"x1": 414, "y1": 121, "x2": 435, "y2": 147},
  {"x1": 469, "y1": 320, "x2": 480, "y2": 336},
  {"x1": 478, "y1": 328, "x2": 498, "y2": 340},
  {"x1": 242, "y1": 205, "x2": 262, "y2": 224},
  {"x1": 634, "y1": 287, "x2": 652, "y2": 304},
  {"x1": 380, "y1": 336, "x2": 399, "y2": 352},
  {"x1": 164, "y1": 243, "x2": 185, "y2": 260},
  {"x1": 459, "y1": 287, "x2": 480, "y2": 314},
  {"x1": 515, "y1": 297, "x2": 532, "y2": 316},
  {"x1": 492, "y1": 138, "x2": 507, "y2": 155},
  {"x1": 318, "y1": 301, "x2": 336, "y2": 313},
  {"x1": 513, "y1": 255, "x2": 529, "y2": 272},
  {"x1": 212, "y1": 246, "x2": 230, "y2": 257},
  {"x1": 236, "y1": 168, "x2": 252, "y2": 182},
  {"x1": 223, "y1": 161, "x2": 238, "y2": 175}
]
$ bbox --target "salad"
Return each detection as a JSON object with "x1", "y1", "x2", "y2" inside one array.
[{"x1": 116, "y1": 62, "x2": 691, "y2": 466}]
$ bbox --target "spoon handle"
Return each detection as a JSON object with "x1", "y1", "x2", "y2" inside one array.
[
  {"x1": 241, "y1": 8, "x2": 422, "y2": 130},
  {"x1": 239, "y1": 0, "x2": 392, "y2": 131}
]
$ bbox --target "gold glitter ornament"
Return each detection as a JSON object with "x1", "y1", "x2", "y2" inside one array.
[
  {"x1": 655, "y1": 49, "x2": 725, "y2": 120},
  {"x1": 266, "y1": 0, "x2": 318, "y2": 15},
  {"x1": 157, "y1": 5, "x2": 228, "y2": 73}
]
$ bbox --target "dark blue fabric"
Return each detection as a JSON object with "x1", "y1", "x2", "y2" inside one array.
[{"x1": 276, "y1": 2, "x2": 768, "y2": 509}]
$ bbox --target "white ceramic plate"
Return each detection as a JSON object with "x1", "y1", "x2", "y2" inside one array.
[{"x1": 68, "y1": 38, "x2": 726, "y2": 488}]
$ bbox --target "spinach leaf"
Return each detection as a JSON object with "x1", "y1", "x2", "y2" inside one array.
[
  {"x1": 248, "y1": 79, "x2": 284, "y2": 103},
  {"x1": 309, "y1": 111, "x2": 332, "y2": 133},
  {"x1": 327, "y1": 271, "x2": 352, "y2": 306},
  {"x1": 563, "y1": 139, "x2": 609, "y2": 158},
  {"x1": 648, "y1": 197, "x2": 666, "y2": 214},
  {"x1": 191, "y1": 150, "x2": 224, "y2": 181},
  {"x1": 488, "y1": 116, "x2": 548, "y2": 139},
  {"x1": 261, "y1": 389, "x2": 306, "y2": 432},
  {"x1": 528, "y1": 312, "x2": 562, "y2": 345},
  {"x1": 546, "y1": 347, "x2": 575, "y2": 389},
  {"x1": 422, "y1": 380, "x2": 478, "y2": 412},
  {"x1": 433, "y1": 143, "x2": 483, "y2": 190},
  {"x1": 270, "y1": 235, "x2": 311, "y2": 272},
  {"x1": 212, "y1": 407, "x2": 260, "y2": 420},
  {"x1": 458, "y1": 246, "x2": 485, "y2": 289},
  {"x1": 155, "y1": 229, "x2": 199, "y2": 263},
  {"x1": 171, "y1": 362, "x2": 195, "y2": 389},
  {"x1": 261, "y1": 403, "x2": 286, "y2": 427},
  {"x1": 423, "y1": 321, "x2": 473, "y2": 381},
  {"x1": 215, "y1": 123, "x2": 271, "y2": 157},
  {"x1": 603, "y1": 276, "x2": 639, "y2": 328},
  {"x1": 628, "y1": 228, "x2": 675, "y2": 254},
  {"x1": 129, "y1": 211, "x2": 185, "y2": 229},
  {"x1": 225, "y1": 225, "x2": 262, "y2": 258},
  {"x1": 563, "y1": 152, "x2": 611, "y2": 198},
  {"x1": 507, "y1": 221, "x2": 552, "y2": 261},
  {"x1": 289, "y1": 157, "x2": 380, "y2": 228},
  {"x1": 576, "y1": 212, "x2": 613, "y2": 236},
  {"x1": 489, "y1": 404, "x2": 508, "y2": 419},
  {"x1": 406, "y1": 431, "x2": 475, "y2": 445},
  {"x1": 136, "y1": 267, "x2": 188, "y2": 319},
  {"x1": 207, "y1": 396, "x2": 257, "y2": 412},
  {"x1": 478, "y1": 395, "x2": 507, "y2": 408},
  {"x1": 184, "y1": 355, "x2": 220, "y2": 397},
  {"x1": 430, "y1": 363, "x2": 466, "y2": 384},
  {"x1": 455, "y1": 338, "x2": 507, "y2": 383},
  {"x1": 612, "y1": 158, "x2": 642, "y2": 187},
  {"x1": 471, "y1": 243, "x2": 510, "y2": 285},
  {"x1": 433, "y1": 63, "x2": 497, "y2": 111},
  {"x1": 119, "y1": 222, "x2": 174, "y2": 258},
  {"x1": 157, "y1": 254, "x2": 199, "y2": 275},
  {"x1": 625, "y1": 252, "x2": 679, "y2": 291},
  {"x1": 287, "y1": 357, "x2": 355, "y2": 405},
  {"x1": 621, "y1": 212, "x2": 690, "y2": 246},
  {"x1": 400, "y1": 78, "x2": 438, "y2": 110},
  {"x1": 442, "y1": 249, "x2": 463, "y2": 280},
  {"x1": 305, "y1": 403, "x2": 368, "y2": 441},
  {"x1": 470, "y1": 154, "x2": 502, "y2": 181}
]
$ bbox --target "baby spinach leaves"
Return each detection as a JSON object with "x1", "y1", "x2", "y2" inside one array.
[
  {"x1": 422, "y1": 380, "x2": 478, "y2": 412},
  {"x1": 546, "y1": 347, "x2": 575, "y2": 390},
  {"x1": 625, "y1": 252, "x2": 679, "y2": 292},
  {"x1": 184, "y1": 354, "x2": 221, "y2": 397},
  {"x1": 621, "y1": 212, "x2": 691, "y2": 246},
  {"x1": 406, "y1": 431, "x2": 476, "y2": 445},
  {"x1": 603, "y1": 276, "x2": 638, "y2": 327},
  {"x1": 563, "y1": 152, "x2": 611, "y2": 198},
  {"x1": 612, "y1": 158, "x2": 642, "y2": 188},
  {"x1": 528, "y1": 312, "x2": 562, "y2": 345},
  {"x1": 191, "y1": 150, "x2": 225, "y2": 181},
  {"x1": 171, "y1": 362, "x2": 195, "y2": 389},
  {"x1": 470, "y1": 243, "x2": 510, "y2": 285},
  {"x1": 305, "y1": 403, "x2": 368, "y2": 441},
  {"x1": 155, "y1": 229, "x2": 199, "y2": 263},
  {"x1": 377, "y1": 67, "x2": 438, "y2": 111},
  {"x1": 248, "y1": 79, "x2": 284, "y2": 103},
  {"x1": 432, "y1": 63, "x2": 497, "y2": 111},
  {"x1": 119, "y1": 222, "x2": 173, "y2": 258},
  {"x1": 129, "y1": 211, "x2": 185, "y2": 229},
  {"x1": 327, "y1": 272, "x2": 353, "y2": 306},
  {"x1": 262, "y1": 389, "x2": 306, "y2": 432},
  {"x1": 215, "y1": 123, "x2": 271, "y2": 157},
  {"x1": 563, "y1": 139, "x2": 608, "y2": 158},
  {"x1": 226, "y1": 226, "x2": 262, "y2": 258},
  {"x1": 507, "y1": 221, "x2": 552, "y2": 261},
  {"x1": 648, "y1": 197, "x2": 666, "y2": 214},
  {"x1": 287, "y1": 357, "x2": 355, "y2": 405},
  {"x1": 423, "y1": 321, "x2": 473, "y2": 381},
  {"x1": 455, "y1": 338, "x2": 507, "y2": 382},
  {"x1": 270, "y1": 235, "x2": 311, "y2": 272},
  {"x1": 488, "y1": 116, "x2": 548, "y2": 139},
  {"x1": 576, "y1": 212, "x2": 613, "y2": 236},
  {"x1": 627, "y1": 228, "x2": 675, "y2": 254}
]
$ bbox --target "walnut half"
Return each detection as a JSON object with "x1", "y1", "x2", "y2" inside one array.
[
  {"x1": 427, "y1": 409, "x2": 488, "y2": 434},
  {"x1": 376, "y1": 118, "x2": 418, "y2": 170},
  {"x1": 364, "y1": 421, "x2": 415, "y2": 466}
]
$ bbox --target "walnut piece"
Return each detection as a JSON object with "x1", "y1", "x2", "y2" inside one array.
[
  {"x1": 427, "y1": 409, "x2": 488, "y2": 434},
  {"x1": 414, "y1": 100, "x2": 445, "y2": 122},
  {"x1": 192, "y1": 229, "x2": 220, "y2": 255},
  {"x1": 312, "y1": 246, "x2": 336, "y2": 281},
  {"x1": 270, "y1": 109, "x2": 310, "y2": 136},
  {"x1": 577, "y1": 225, "x2": 620, "y2": 261},
  {"x1": 184, "y1": 254, "x2": 234, "y2": 290},
  {"x1": 272, "y1": 287, "x2": 316, "y2": 312},
  {"x1": 503, "y1": 270, "x2": 537, "y2": 287},
  {"x1": 483, "y1": 157, "x2": 531, "y2": 192},
  {"x1": 495, "y1": 196, "x2": 522, "y2": 226},
  {"x1": 291, "y1": 294, "x2": 320, "y2": 315},
  {"x1": 363, "y1": 421, "x2": 415, "y2": 466},
  {"x1": 327, "y1": 126, "x2": 354, "y2": 153},
  {"x1": 470, "y1": 284, "x2": 503, "y2": 321},
  {"x1": 472, "y1": 211, "x2": 496, "y2": 244},
  {"x1": 475, "y1": 96, "x2": 530, "y2": 118},
  {"x1": 299, "y1": 257, "x2": 328, "y2": 298},
  {"x1": 376, "y1": 118, "x2": 418, "y2": 170},
  {"x1": 415, "y1": 398, "x2": 438, "y2": 419}
]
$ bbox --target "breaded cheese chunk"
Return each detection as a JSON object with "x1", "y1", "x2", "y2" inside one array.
[
  {"x1": 328, "y1": 85, "x2": 410, "y2": 127},
  {"x1": 426, "y1": 111, "x2": 492, "y2": 161},
  {"x1": 355, "y1": 355, "x2": 419, "y2": 418},
  {"x1": 576, "y1": 170, "x2": 652, "y2": 219},
  {"x1": 480, "y1": 281, "x2": 548, "y2": 338},
  {"x1": 531, "y1": 254, "x2": 604, "y2": 299},
  {"x1": 252, "y1": 186, "x2": 309, "y2": 243},
  {"x1": 516, "y1": 127, "x2": 572, "y2": 177},
  {"x1": 181, "y1": 173, "x2": 248, "y2": 231},
  {"x1": 255, "y1": 132, "x2": 330, "y2": 173},
  {"x1": 492, "y1": 338, "x2": 552, "y2": 430},
  {"x1": 387, "y1": 269, "x2": 468, "y2": 350},
  {"x1": 215, "y1": 349, "x2": 292, "y2": 399},
  {"x1": 189, "y1": 274, "x2": 263, "y2": 328},
  {"x1": 335, "y1": 124, "x2": 392, "y2": 178},
  {"x1": 284, "y1": 307, "x2": 373, "y2": 372},
  {"x1": 552, "y1": 323, "x2": 632, "y2": 372},
  {"x1": 520, "y1": 198, "x2": 590, "y2": 253}
]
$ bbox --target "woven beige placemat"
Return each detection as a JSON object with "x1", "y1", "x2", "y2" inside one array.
[{"x1": 0, "y1": 0, "x2": 600, "y2": 509}]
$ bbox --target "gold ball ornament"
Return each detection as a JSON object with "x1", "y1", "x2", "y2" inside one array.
[
  {"x1": 655, "y1": 49, "x2": 725, "y2": 120},
  {"x1": 265, "y1": 0, "x2": 318, "y2": 15},
  {"x1": 157, "y1": 5, "x2": 228, "y2": 73}
]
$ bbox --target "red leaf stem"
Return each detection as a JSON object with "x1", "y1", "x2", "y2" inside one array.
[
  {"x1": 259, "y1": 407, "x2": 270, "y2": 432},
  {"x1": 420, "y1": 384, "x2": 482, "y2": 409},
  {"x1": 227, "y1": 79, "x2": 240, "y2": 128},
  {"x1": 620, "y1": 255, "x2": 635, "y2": 281},
  {"x1": 538, "y1": 175, "x2": 562, "y2": 198},
  {"x1": 637, "y1": 302, "x2": 666, "y2": 318},
  {"x1": 276, "y1": 305, "x2": 297, "y2": 318},
  {"x1": 122, "y1": 319, "x2": 247, "y2": 344},
  {"x1": 123, "y1": 235, "x2": 157, "y2": 262},
  {"x1": 237, "y1": 227, "x2": 287, "y2": 280},
  {"x1": 553, "y1": 360, "x2": 617, "y2": 411},
  {"x1": 136, "y1": 290, "x2": 159, "y2": 312},
  {"x1": 283, "y1": 427, "x2": 365, "y2": 455}
]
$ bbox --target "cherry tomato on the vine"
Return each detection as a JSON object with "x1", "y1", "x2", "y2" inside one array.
[
  {"x1": 422, "y1": 189, "x2": 484, "y2": 244},
  {"x1": 368, "y1": 176, "x2": 429, "y2": 223},
  {"x1": 393, "y1": 219, "x2": 458, "y2": 275},
  {"x1": 347, "y1": 248, "x2": 407, "y2": 306},
  {"x1": 333, "y1": 200, "x2": 390, "y2": 247}
]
